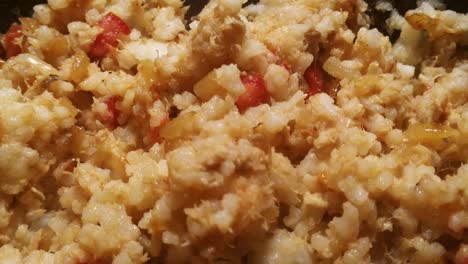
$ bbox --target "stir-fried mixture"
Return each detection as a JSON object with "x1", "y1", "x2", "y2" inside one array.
[{"x1": 0, "y1": 0, "x2": 467, "y2": 263}]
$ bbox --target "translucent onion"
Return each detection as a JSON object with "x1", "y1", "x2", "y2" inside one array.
[
  {"x1": 405, "y1": 123, "x2": 459, "y2": 149},
  {"x1": 160, "y1": 111, "x2": 198, "y2": 140},
  {"x1": 70, "y1": 50, "x2": 90, "y2": 84},
  {"x1": 19, "y1": 17, "x2": 40, "y2": 33},
  {"x1": 405, "y1": 12, "x2": 440, "y2": 31}
]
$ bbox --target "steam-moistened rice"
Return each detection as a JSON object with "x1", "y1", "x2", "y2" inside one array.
[{"x1": 0, "y1": 0, "x2": 467, "y2": 263}]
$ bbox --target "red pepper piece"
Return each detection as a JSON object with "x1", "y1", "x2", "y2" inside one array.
[
  {"x1": 4, "y1": 24, "x2": 23, "y2": 58},
  {"x1": 103, "y1": 96, "x2": 120, "y2": 129},
  {"x1": 235, "y1": 73, "x2": 269, "y2": 113},
  {"x1": 304, "y1": 62, "x2": 325, "y2": 96},
  {"x1": 89, "y1": 13, "x2": 130, "y2": 59}
]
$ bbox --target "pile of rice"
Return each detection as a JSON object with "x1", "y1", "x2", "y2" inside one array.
[{"x1": 0, "y1": 0, "x2": 467, "y2": 263}]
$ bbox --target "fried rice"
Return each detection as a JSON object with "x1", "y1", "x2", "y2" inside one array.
[{"x1": 0, "y1": 0, "x2": 467, "y2": 263}]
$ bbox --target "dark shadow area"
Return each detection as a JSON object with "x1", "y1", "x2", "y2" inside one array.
[
  {"x1": 184, "y1": 0, "x2": 209, "y2": 20},
  {"x1": 0, "y1": 0, "x2": 44, "y2": 32}
]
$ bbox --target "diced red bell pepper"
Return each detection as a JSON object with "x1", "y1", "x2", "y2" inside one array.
[
  {"x1": 89, "y1": 13, "x2": 130, "y2": 59},
  {"x1": 4, "y1": 24, "x2": 23, "y2": 58},
  {"x1": 99, "y1": 13, "x2": 131, "y2": 35},
  {"x1": 304, "y1": 62, "x2": 325, "y2": 96},
  {"x1": 235, "y1": 73, "x2": 269, "y2": 112},
  {"x1": 89, "y1": 33, "x2": 112, "y2": 59},
  {"x1": 148, "y1": 115, "x2": 169, "y2": 144},
  {"x1": 103, "y1": 96, "x2": 120, "y2": 129}
]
